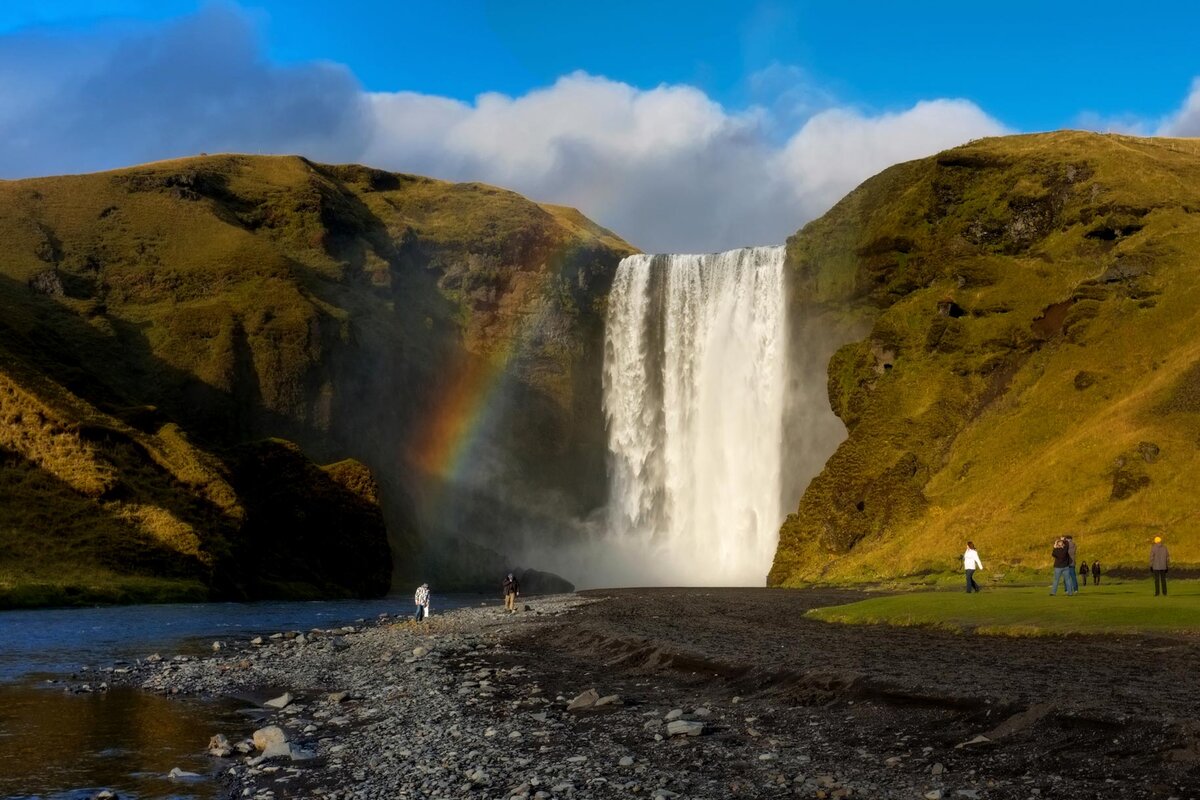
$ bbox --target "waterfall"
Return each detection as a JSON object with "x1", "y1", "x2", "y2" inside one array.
[{"x1": 602, "y1": 246, "x2": 788, "y2": 586}]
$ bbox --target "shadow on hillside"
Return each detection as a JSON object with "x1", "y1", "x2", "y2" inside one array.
[{"x1": 0, "y1": 443, "x2": 212, "y2": 605}]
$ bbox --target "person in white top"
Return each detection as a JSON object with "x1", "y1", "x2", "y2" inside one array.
[
  {"x1": 413, "y1": 583, "x2": 430, "y2": 622},
  {"x1": 963, "y1": 542, "x2": 983, "y2": 593}
]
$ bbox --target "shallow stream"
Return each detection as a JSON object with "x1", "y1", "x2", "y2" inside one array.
[{"x1": 0, "y1": 594, "x2": 476, "y2": 798}]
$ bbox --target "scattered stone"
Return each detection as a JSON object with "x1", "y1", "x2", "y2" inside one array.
[
  {"x1": 412, "y1": 646, "x2": 429, "y2": 658},
  {"x1": 931, "y1": 762, "x2": 945, "y2": 775},
  {"x1": 211, "y1": 641, "x2": 223, "y2": 652},
  {"x1": 666, "y1": 720, "x2": 704, "y2": 737},
  {"x1": 261, "y1": 741, "x2": 292, "y2": 761},
  {"x1": 619, "y1": 756, "x2": 635, "y2": 767},
  {"x1": 166, "y1": 767, "x2": 200, "y2": 780},
  {"x1": 664, "y1": 708, "x2": 684, "y2": 721},
  {"x1": 252, "y1": 725, "x2": 288, "y2": 751},
  {"x1": 250, "y1": 636, "x2": 263, "y2": 646},
  {"x1": 263, "y1": 692, "x2": 293, "y2": 710},
  {"x1": 327, "y1": 690, "x2": 350, "y2": 703},
  {"x1": 207, "y1": 733, "x2": 232, "y2": 757},
  {"x1": 924, "y1": 791, "x2": 943, "y2": 800},
  {"x1": 566, "y1": 688, "x2": 599, "y2": 711},
  {"x1": 594, "y1": 694, "x2": 621, "y2": 707},
  {"x1": 955, "y1": 735, "x2": 991, "y2": 749}
]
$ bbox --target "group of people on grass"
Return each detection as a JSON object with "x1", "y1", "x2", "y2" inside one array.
[
  {"x1": 1048, "y1": 535, "x2": 1101, "y2": 595},
  {"x1": 410, "y1": 573, "x2": 523, "y2": 622},
  {"x1": 963, "y1": 536, "x2": 1172, "y2": 595}
]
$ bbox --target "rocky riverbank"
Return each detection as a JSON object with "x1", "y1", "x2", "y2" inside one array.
[{"x1": 87, "y1": 589, "x2": 1199, "y2": 799}]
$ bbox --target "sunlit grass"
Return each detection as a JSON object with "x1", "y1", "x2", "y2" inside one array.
[{"x1": 807, "y1": 581, "x2": 1200, "y2": 636}]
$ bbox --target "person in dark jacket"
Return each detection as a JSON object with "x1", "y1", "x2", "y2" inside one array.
[
  {"x1": 1078, "y1": 556, "x2": 1089, "y2": 587},
  {"x1": 1150, "y1": 537, "x2": 1170, "y2": 596},
  {"x1": 503, "y1": 573, "x2": 521, "y2": 613},
  {"x1": 1050, "y1": 537, "x2": 1074, "y2": 596},
  {"x1": 1091, "y1": 560, "x2": 1101, "y2": 585}
]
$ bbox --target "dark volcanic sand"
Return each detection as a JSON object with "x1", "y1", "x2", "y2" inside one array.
[{"x1": 500, "y1": 588, "x2": 1200, "y2": 799}]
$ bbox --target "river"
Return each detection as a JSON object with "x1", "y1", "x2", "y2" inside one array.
[{"x1": 0, "y1": 594, "x2": 478, "y2": 799}]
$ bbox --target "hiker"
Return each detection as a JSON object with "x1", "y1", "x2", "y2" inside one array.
[
  {"x1": 1050, "y1": 537, "x2": 1074, "y2": 595},
  {"x1": 963, "y1": 541, "x2": 983, "y2": 593},
  {"x1": 1079, "y1": 558, "x2": 1089, "y2": 586},
  {"x1": 1064, "y1": 534, "x2": 1079, "y2": 593},
  {"x1": 1091, "y1": 560, "x2": 1102, "y2": 585},
  {"x1": 414, "y1": 582, "x2": 430, "y2": 622},
  {"x1": 1150, "y1": 537, "x2": 1170, "y2": 596},
  {"x1": 502, "y1": 573, "x2": 521, "y2": 613}
]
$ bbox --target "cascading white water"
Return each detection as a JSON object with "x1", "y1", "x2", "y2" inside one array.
[{"x1": 602, "y1": 246, "x2": 788, "y2": 585}]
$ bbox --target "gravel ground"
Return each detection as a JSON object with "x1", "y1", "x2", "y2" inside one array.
[{"x1": 89, "y1": 589, "x2": 1200, "y2": 800}]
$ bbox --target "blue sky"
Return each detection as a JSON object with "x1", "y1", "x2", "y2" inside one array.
[
  {"x1": 4, "y1": 0, "x2": 1194, "y2": 129},
  {"x1": 1, "y1": 2, "x2": 1198, "y2": 250}
]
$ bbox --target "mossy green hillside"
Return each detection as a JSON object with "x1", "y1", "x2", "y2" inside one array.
[
  {"x1": 771, "y1": 132, "x2": 1200, "y2": 585},
  {"x1": 0, "y1": 155, "x2": 633, "y2": 603},
  {"x1": 0, "y1": 345, "x2": 388, "y2": 608},
  {"x1": 807, "y1": 583, "x2": 1200, "y2": 636}
]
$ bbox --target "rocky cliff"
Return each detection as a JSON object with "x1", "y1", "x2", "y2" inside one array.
[
  {"x1": 0, "y1": 155, "x2": 634, "y2": 604},
  {"x1": 770, "y1": 131, "x2": 1200, "y2": 584}
]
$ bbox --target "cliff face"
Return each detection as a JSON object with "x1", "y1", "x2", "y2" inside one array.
[
  {"x1": 0, "y1": 155, "x2": 634, "y2": 604},
  {"x1": 770, "y1": 132, "x2": 1200, "y2": 584}
]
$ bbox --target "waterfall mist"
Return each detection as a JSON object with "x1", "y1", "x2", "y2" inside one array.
[{"x1": 599, "y1": 246, "x2": 790, "y2": 585}]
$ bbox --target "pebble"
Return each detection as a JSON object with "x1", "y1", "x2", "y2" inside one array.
[
  {"x1": 95, "y1": 595, "x2": 1061, "y2": 800},
  {"x1": 666, "y1": 720, "x2": 704, "y2": 737},
  {"x1": 262, "y1": 692, "x2": 292, "y2": 710}
]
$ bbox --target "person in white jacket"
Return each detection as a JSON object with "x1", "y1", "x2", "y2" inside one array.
[{"x1": 963, "y1": 542, "x2": 984, "y2": 593}]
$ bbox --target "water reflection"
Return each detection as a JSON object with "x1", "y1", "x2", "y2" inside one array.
[{"x1": 0, "y1": 684, "x2": 239, "y2": 799}]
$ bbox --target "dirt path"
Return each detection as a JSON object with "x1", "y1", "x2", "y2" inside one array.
[{"x1": 501, "y1": 588, "x2": 1200, "y2": 798}]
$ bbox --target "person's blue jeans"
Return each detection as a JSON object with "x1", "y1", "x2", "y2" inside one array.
[
  {"x1": 414, "y1": 605, "x2": 425, "y2": 621},
  {"x1": 1050, "y1": 567, "x2": 1071, "y2": 595},
  {"x1": 1067, "y1": 566, "x2": 1079, "y2": 593},
  {"x1": 965, "y1": 569, "x2": 981, "y2": 593}
]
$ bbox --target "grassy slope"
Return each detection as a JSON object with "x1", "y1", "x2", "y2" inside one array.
[
  {"x1": 0, "y1": 155, "x2": 633, "y2": 605},
  {"x1": 771, "y1": 132, "x2": 1200, "y2": 585},
  {"x1": 807, "y1": 583, "x2": 1200, "y2": 636}
]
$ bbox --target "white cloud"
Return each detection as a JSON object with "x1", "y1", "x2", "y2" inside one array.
[
  {"x1": 0, "y1": 6, "x2": 1010, "y2": 252},
  {"x1": 1158, "y1": 78, "x2": 1200, "y2": 136},
  {"x1": 365, "y1": 77, "x2": 1007, "y2": 251},
  {"x1": 779, "y1": 100, "x2": 1012, "y2": 220}
]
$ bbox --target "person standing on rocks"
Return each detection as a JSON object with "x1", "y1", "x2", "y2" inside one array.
[
  {"x1": 1050, "y1": 537, "x2": 1074, "y2": 596},
  {"x1": 1064, "y1": 534, "x2": 1079, "y2": 593},
  {"x1": 503, "y1": 573, "x2": 521, "y2": 613},
  {"x1": 414, "y1": 583, "x2": 431, "y2": 622},
  {"x1": 1092, "y1": 560, "x2": 1102, "y2": 585},
  {"x1": 963, "y1": 541, "x2": 983, "y2": 593},
  {"x1": 1150, "y1": 537, "x2": 1170, "y2": 596}
]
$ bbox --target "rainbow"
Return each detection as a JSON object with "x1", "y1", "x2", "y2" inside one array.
[{"x1": 407, "y1": 243, "x2": 604, "y2": 498}]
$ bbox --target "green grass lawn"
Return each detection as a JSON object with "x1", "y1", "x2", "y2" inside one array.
[{"x1": 807, "y1": 580, "x2": 1200, "y2": 636}]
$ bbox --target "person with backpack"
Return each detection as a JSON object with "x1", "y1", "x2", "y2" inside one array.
[
  {"x1": 502, "y1": 573, "x2": 521, "y2": 613},
  {"x1": 1091, "y1": 560, "x2": 1102, "y2": 585},
  {"x1": 1050, "y1": 537, "x2": 1074, "y2": 596},
  {"x1": 414, "y1": 583, "x2": 430, "y2": 622},
  {"x1": 1150, "y1": 537, "x2": 1170, "y2": 596},
  {"x1": 963, "y1": 541, "x2": 984, "y2": 593}
]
